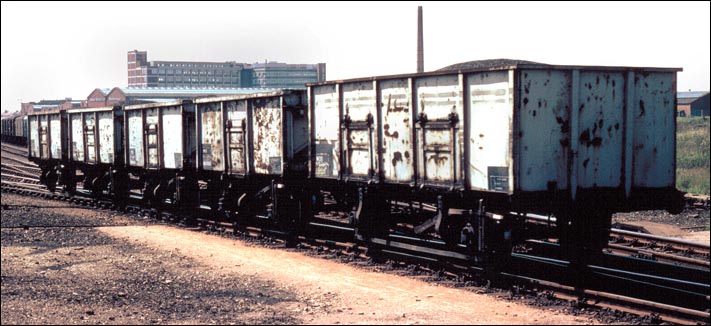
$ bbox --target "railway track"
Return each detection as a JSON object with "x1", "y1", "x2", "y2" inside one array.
[
  {"x1": 1, "y1": 144, "x2": 33, "y2": 167},
  {"x1": 525, "y1": 213, "x2": 710, "y2": 269},
  {"x1": 1, "y1": 143, "x2": 28, "y2": 155},
  {"x1": 2, "y1": 142, "x2": 709, "y2": 324}
]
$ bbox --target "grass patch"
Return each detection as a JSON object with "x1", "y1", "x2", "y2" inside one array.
[{"x1": 677, "y1": 117, "x2": 710, "y2": 195}]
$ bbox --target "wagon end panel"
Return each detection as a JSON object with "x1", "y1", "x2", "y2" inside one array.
[
  {"x1": 311, "y1": 85, "x2": 340, "y2": 179},
  {"x1": 517, "y1": 68, "x2": 677, "y2": 204},
  {"x1": 380, "y1": 78, "x2": 414, "y2": 183},
  {"x1": 467, "y1": 70, "x2": 514, "y2": 193},
  {"x1": 632, "y1": 72, "x2": 675, "y2": 189},
  {"x1": 251, "y1": 97, "x2": 283, "y2": 175}
]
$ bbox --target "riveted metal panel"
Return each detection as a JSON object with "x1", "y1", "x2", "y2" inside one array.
[
  {"x1": 632, "y1": 72, "x2": 675, "y2": 188},
  {"x1": 342, "y1": 81, "x2": 377, "y2": 178},
  {"x1": 252, "y1": 97, "x2": 282, "y2": 174},
  {"x1": 199, "y1": 102, "x2": 224, "y2": 171},
  {"x1": 162, "y1": 106, "x2": 183, "y2": 169},
  {"x1": 517, "y1": 68, "x2": 676, "y2": 195},
  {"x1": 226, "y1": 100, "x2": 248, "y2": 174},
  {"x1": 577, "y1": 72, "x2": 625, "y2": 188},
  {"x1": 518, "y1": 70, "x2": 571, "y2": 192},
  {"x1": 380, "y1": 78, "x2": 414, "y2": 183},
  {"x1": 127, "y1": 110, "x2": 144, "y2": 167},
  {"x1": 312, "y1": 85, "x2": 340, "y2": 178},
  {"x1": 98, "y1": 112, "x2": 114, "y2": 164},
  {"x1": 414, "y1": 75, "x2": 463, "y2": 185},
  {"x1": 49, "y1": 114, "x2": 62, "y2": 159},
  {"x1": 70, "y1": 114, "x2": 84, "y2": 162},
  {"x1": 467, "y1": 71, "x2": 513, "y2": 192},
  {"x1": 28, "y1": 116, "x2": 39, "y2": 158}
]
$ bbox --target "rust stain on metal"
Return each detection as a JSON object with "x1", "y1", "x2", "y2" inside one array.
[
  {"x1": 380, "y1": 80, "x2": 413, "y2": 182},
  {"x1": 200, "y1": 105, "x2": 224, "y2": 171},
  {"x1": 391, "y1": 151, "x2": 403, "y2": 167},
  {"x1": 252, "y1": 99, "x2": 282, "y2": 174}
]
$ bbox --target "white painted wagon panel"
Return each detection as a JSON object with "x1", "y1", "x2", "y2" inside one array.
[
  {"x1": 313, "y1": 85, "x2": 340, "y2": 178},
  {"x1": 162, "y1": 106, "x2": 183, "y2": 169},
  {"x1": 49, "y1": 115, "x2": 62, "y2": 159},
  {"x1": 380, "y1": 78, "x2": 413, "y2": 183},
  {"x1": 468, "y1": 71, "x2": 513, "y2": 192},
  {"x1": 71, "y1": 114, "x2": 84, "y2": 162},
  {"x1": 127, "y1": 110, "x2": 144, "y2": 167}
]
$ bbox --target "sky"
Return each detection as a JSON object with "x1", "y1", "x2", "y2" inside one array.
[{"x1": 1, "y1": 1, "x2": 709, "y2": 113}]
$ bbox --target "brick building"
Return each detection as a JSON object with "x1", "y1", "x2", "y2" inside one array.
[
  {"x1": 20, "y1": 98, "x2": 84, "y2": 115},
  {"x1": 85, "y1": 86, "x2": 276, "y2": 107}
]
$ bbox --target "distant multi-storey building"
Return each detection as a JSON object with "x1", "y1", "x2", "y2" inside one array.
[
  {"x1": 128, "y1": 50, "x2": 326, "y2": 89},
  {"x1": 251, "y1": 62, "x2": 327, "y2": 88}
]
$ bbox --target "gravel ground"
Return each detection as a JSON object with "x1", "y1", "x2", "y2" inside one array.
[
  {"x1": 613, "y1": 208, "x2": 709, "y2": 230},
  {"x1": 1, "y1": 195, "x2": 308, "y2": 325},
  {"x1": 2, "y1": 192, "x2": 706, "y2": 325},
  {"x1": 613, "y1": 205, "x2": 710, "y2": 245}
]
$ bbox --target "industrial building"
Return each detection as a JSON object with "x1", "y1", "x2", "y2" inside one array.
[
  {"x1": 677, "y1": 91, "x2": 710, "y2": 117},
  {"x1": 128, "y1": 50, "x2": 326, "y2": 89}
]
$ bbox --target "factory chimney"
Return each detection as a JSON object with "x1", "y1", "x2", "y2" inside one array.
[{"x1": 417, "y1": 6, "x2": 424, "y2": 73}]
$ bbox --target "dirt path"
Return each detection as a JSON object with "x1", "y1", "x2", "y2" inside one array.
[{"x1": 100, "y1": 225, "x2": 595, "y2": 325}]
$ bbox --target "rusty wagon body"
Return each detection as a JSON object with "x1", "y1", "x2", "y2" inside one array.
[
  {"x1": 24, "y1": 61, "x2": 684, "y2": 261},
  {"x1": 307, "y1": 62, "x2": 682, "y2": 252}
]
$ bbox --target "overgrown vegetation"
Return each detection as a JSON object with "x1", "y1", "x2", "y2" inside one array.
[{"x1": 677, "y1": 117, "x2": 710, "y2": 195}]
